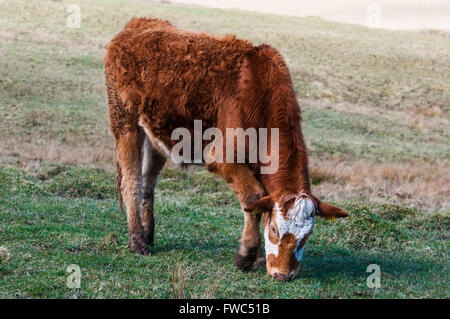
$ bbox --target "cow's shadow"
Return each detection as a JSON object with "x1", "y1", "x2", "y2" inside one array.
[
  {"x1": 150, "y1": 234, "x2": 437, "y2": 280},
  {"x1": 297, "y1": 246, "x2": 403, "y2": 279}
]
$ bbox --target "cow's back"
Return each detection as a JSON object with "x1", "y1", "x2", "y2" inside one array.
[{"x1": 104, "y1": 18, "x2": 254, "y2": 125}]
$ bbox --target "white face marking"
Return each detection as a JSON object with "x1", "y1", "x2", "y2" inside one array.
[{"x1": 264, "y1": 195, "x2": 315, "y2": 261}]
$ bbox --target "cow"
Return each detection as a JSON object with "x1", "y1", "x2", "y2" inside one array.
[{"x1": 104, "y1": 17, "x2": 349, "y2": 281}]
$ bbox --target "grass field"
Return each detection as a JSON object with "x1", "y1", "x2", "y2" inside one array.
[{"x1": 0, "y1": 0, "x2": 448, "y2": 298}]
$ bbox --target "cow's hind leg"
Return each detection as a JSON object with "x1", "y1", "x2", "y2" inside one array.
[
  {"x1": 140, "y1": 136, "x2": 166, "y2": 247},
  {"x1": 207, "y1": 163, "x2": 266, "y2": 270},
  {"x1": 116, "y1": 129, "x2": 149, "y2": 255}
]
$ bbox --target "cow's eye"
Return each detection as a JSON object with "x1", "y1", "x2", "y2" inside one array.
[{"x1": 271, "y1": 225, "x2": 277, "y2": 234}]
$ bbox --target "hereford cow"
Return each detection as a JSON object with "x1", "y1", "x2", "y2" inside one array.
[{"x1": 104, "y1": 18, "x2": 349, "y2": 281}]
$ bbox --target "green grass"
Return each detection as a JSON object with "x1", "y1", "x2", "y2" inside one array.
[
  {"x1": 0, "y1": 0, "x2": 449, "y2": 298},
  {"x1": 0, "y1": 166, "x2": 448, "y2": 298}
]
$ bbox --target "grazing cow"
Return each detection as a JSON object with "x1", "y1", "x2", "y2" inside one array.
[{"x1": 104, "y1": 18, "x2": 349, "y2": 281}]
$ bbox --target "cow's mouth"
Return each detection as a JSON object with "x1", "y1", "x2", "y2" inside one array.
[
  {"x1": 269, "y1": 268, "x2": 298, "y2": 281},
  {"x1": 273, "y1": 272, "x2": 295, "y2": 281}
]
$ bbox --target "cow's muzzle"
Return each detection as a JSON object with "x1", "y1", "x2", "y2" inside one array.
[{"x1": 272, "y1": 271, "x2": 295, "y2": 281}]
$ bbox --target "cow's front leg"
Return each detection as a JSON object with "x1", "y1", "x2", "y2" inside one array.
[
  {"x1": 206, "y1": 162, "x2": 266, "y2": 270},
  {"x1": 116, "y1": 130, "x2": 149, "y2": 255},
  {"x1": 235, "y1": 211, "x2": 264, "y2": 270}
]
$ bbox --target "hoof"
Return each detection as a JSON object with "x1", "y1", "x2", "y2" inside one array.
[
  {"x1": 129, "y1": 233, "x2": 149, "y2": 256},
  {"x1": 143, "y1": 230, "x2": 154, "y2": 248},
  {"x1": 252, "y1": 256, "x2": 266, "y2": 269},
  {"x1": 234, "y1": 246, "x2": 258, "y2": 271}
]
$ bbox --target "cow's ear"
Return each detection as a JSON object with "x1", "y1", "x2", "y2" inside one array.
[
  {"x1": 244, "y1": 196, "x2": 274, "y2": 214},
  {"x1": 317, "y1": 202, "x2": 350, "y2": 220}
]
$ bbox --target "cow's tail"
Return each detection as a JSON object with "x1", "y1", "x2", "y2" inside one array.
[{"x1": 115, "y1": 152, "x2": 125, "y2": 215}]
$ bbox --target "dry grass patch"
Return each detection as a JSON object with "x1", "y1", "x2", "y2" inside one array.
[
  {"x1": 415, "y1": 106, "x2": 444, "y2": 118},
  {"x1": 311, "y1": 159, "x2": 450, "y2": 212},
  {"x1": 0, "y1": 142, "x2": 115, "y2": 172},
  {"x1": 421, "y1": 29, "x2": 450, "y2": 39}
]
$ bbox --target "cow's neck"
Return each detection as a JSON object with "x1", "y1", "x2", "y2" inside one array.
[
  {"x1": 242, "y1": 44, "x2": 312, "y2": 201},
  {"x1": 260, "y1": 123, "x2": 311, "y2": 201},
  {"x1": 257, "y1": 88, "x2": 311, "y2": 201}
]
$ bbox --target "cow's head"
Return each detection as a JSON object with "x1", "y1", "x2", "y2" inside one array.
[{"x1": 246, "y1": 193, "x2": 349, "y2": 281}]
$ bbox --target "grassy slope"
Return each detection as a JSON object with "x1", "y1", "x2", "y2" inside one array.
[
  {"x1": 0, "y1": 0, "x2": 449, "y2": 298},
  {"x1": 0, "y1": 166, "x2": 448, "y2": 298},
  {"x1": 0, "y1": 0, "x2": 448, "y2": 165}
]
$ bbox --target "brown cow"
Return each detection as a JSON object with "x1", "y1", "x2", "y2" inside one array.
[{"x1": 104, "y1": 17, "x2": 349, "y2": 281}]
